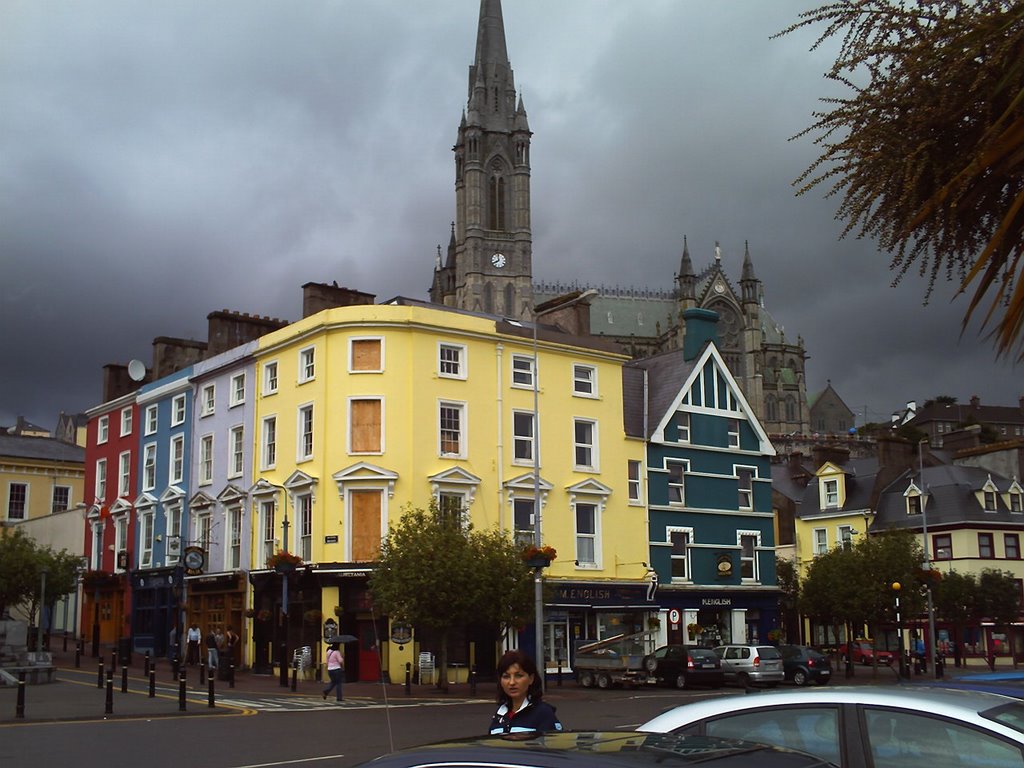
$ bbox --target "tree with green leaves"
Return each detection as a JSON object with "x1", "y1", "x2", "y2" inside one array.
[
  {"x1": 778, "y1": 1, "x2": 1024, "y2": 358},
  {"x1": 979, "y1": 568, "x2": 1022, "y2": 663},
  {"x1": 0, "y1": 528, "x2": 81, "y2": 628},
  {"x1": 369, "y1": 504, "x2": 534, "y2": 689},
  {"x1": 932, "y1": 569, "x2": 980, "y2": 655}
]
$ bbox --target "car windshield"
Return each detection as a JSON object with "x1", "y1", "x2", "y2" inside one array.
[{"x1": 984, "y1": 702, "x2": 1024, "y2": 735}]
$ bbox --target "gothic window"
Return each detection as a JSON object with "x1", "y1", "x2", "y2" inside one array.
[
  {"x1": 766, "y1": 396, "x2": 778, "y2": 422},
  {"x1": 488, "y1": 177, "x2": 506, "y2": 230},
  {"x1": 483, "y1": 283, "x2": 494, "y2": 314},
  {"x1": 504, "y1": 284, "x2": 515, "y2": 316},
  {"x1": 785, "y1": 396, "x2": 797, "y2": 422}
]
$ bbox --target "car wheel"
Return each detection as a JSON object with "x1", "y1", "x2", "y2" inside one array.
[
  {"x1": 578, "y1": 670, "x2": 594, "y2": 688},
  {"x1": 792, "y1": 669, "x2": 807, "y2": 686},
  {"x1": 675, "y1": 673, "x2": 688, "y2": 690},
  {"x1": 644, "y1": 655, "x2": 658, "y2": 673},
  {"x1": 596, "y1": 672, "x2": 612, "y2": 689}
]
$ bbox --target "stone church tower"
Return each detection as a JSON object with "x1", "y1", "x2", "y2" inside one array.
[{"x1": 430, "y1": 0, "x2": 533, "y2": 319}]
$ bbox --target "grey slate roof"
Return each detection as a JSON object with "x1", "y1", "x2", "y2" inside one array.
[
  {"x1": 0, "y1": 434, "x2": 85, "y2": 463},
  {"x1": 622, "y1": 349, "x2": 698, "y2": 439},
  {"x1": 874, "y1": 464, "x2": 1021, "y2": 530}
]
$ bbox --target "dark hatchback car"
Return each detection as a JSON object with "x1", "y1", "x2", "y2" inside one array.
[
  {"x1": 644, "y1": 644, "x2": 725, "y2": 689},
  {"x1": 779, "y1": 644, "x2": 832, "y2": 686},
  {"x1": 357, "y1": 731, "x2": 836, "y2": 768}
]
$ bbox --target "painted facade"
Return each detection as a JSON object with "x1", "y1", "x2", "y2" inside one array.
[
  {"x1": 246, "y1": 300, "x2": 646, "y2": 679},
  {"x1": 626, "y1": 310, "x2": 778, "y2": 648},
  {"x1": 130, "y1": 368, "x2": 192, "y2": 657},
  {"x1": 83, "y1": 392, "x2": 138, "y2": 654}
]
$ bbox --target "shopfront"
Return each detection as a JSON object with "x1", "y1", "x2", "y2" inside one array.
[
  {"x1": 543, "y1": 582, "x2": 661, "y2": 672},
  {"x1": 656, "y1": 589, "x2": 780, "y2": 647},
  {"x1": 185, "y1": 572, "x2": 247, "y2": 669}
]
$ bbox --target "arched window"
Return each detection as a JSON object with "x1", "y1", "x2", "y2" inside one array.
[
  {"x1": 785, "y1": 396, "x2": 797, "y2": 422},
  {"x1": 483, "y1": 283, "x2": 495, "y2": 315},
  {"x1": 766, "y1": 396, "x2": 777, "y2": 422},
  {"x1": 504, "y1": 284, "x2": 515, "y2": 316},
  {"x1": 488, "y1": 159, "x2": 507, "y2": 231}
]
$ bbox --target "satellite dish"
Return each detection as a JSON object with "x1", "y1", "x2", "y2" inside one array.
[{"x1": 127, "y1": 359, "x2": 146, "y2": 382}]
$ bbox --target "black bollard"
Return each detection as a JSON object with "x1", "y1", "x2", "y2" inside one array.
[
  {"x1": 75, "y1": 640, "x2": 81, "y2": 669},
  {"x1": 149, "y1": 669, "x2": 156, "y2": 698},
  {"x1": 172, "y1": 654, "x2": 180, "y2": 681},
  {"x1": 200, "y1": 660, "x2": 206, "y2": 686},
  {"x1": 557, "y1": 660, "x2": 563, "y2": 687},
  {"x1": 98, "y1": 659, "x2": 105, "y2": 688},
  {"x1": 178, "y1": 669, "x2": 187, "y2": 712},
  {"x1": 469, "y1": 665, "x2": 477, "y2": 696},
  {"x1": 63, "y1": 632, "x2": 68, "y2": 652},
  {"x1": 291, "y1": 661, "x2": 297, "y2": 692},
  {"x1": 279, "y1": 642, "x2": 288, "y2": 687},
  {"x1": 229, "y1": 662, "x2": 235, "y2": 689},
  {"x1": 208, "y1": 674, "x2": 215, "y2": 708},
  {"x1": 144, "y1": 651, "x2": 151, "y2": 677},
  {"x1": 405, "y1": 662, "x2": 411, "y2": 696},
  {"x1": 121, "y1": 665, "x2": 128, "y2": 693},
  {"x1": 111, "y1": 648, "x2": 118, "y2": 674},
  {"x1": 105, "y1": 670, "x2": 114, "y2": 714},
  {"x1": 16, "y1": 671, "x2": 26, "y2": 719}
]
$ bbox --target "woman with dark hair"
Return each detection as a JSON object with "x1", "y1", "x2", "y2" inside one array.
[{"x1": 489, "y1": 650, "x2": 562, "y2": 734}]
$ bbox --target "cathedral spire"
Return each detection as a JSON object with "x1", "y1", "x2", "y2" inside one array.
[{"x1": 467, "y1": 0, "x2": 517, "y2": 129}]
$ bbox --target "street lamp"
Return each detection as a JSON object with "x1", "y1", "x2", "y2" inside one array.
[
  {"x1": 892, "y1": 581, "x2": 907, "y2": 679},
  {"x1": 919, "y1": 438, "x2": 939, "y2": 678},
  {"x1": 531, "y1": 289, "x2": 598, "y2": 687}
]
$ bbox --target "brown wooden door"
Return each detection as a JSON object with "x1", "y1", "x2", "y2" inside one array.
[{"x1": 350, "y1": 490, "x2": 382, "y2": 562}]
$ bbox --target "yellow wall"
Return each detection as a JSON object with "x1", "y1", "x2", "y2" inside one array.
[
  {"x1": 1, "y1": 457, "x2": 85, "y2": 524},
  {"x1": 252, "y1": 302, "x2": 648, "y2": 581}
]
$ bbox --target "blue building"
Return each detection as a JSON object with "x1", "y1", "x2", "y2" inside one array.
[
  {"x1": 624, "y1": 309, "x2": 778, "y2": 646},
  {"x1": 130, "y1": 367, "x2": 193, "y2": 656}
]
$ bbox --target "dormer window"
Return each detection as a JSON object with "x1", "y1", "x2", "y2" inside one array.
[
  {"x1": 1011, "y1": 490, "x2": 1023, "y2": 513},
  {"x1": 907, "y1": 495, "x2": 922, "y2": 515},
  {"x1": 984, "y1": 490, "x2": 997, "y2": 511},
  {"x1": 823, "y1": 479, "x2": 839, "y2": 508}
]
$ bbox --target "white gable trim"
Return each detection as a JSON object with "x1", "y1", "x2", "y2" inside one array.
[{"x1": 652, "y1": 343, "x2": 775, "y2": 455}]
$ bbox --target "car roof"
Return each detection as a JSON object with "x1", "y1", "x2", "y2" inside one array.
[
  {"x1": 639, "y1": 685, "x2": 1024, "y2": 739},
  {"x1": 359, "y1": 731, "x2": 834, "y2": 767}
]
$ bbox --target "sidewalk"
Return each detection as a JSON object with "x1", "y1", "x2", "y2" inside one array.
[{"x1": 0, "y1": 641, "x2": 483, "y2": 724}]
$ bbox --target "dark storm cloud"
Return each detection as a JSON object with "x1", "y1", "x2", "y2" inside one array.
[{"x1": 1, "y1": 0, "x2": 1018, "y2": 430}]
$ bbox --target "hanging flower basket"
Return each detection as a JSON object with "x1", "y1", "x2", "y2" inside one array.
[
  {"x1": 244, "y1": 608, "x2": 256, "y2": 619},
  {"x1": 521, "y1": 545, "x2": 557, "y2": 568},
  {"x1": 687, "y1": 623, "x2": 704, "y2": 639},
  {"x1": 256, "y1": 609, "x2": 272, "y2": 622},
  {"x1": 267, "y1": 550, "x2": 304, "y2": 573},
  {"x1": 303, "y1": 609, "x2": 323, "y2": 624},
  {"x1": 767, "y1": 628, "x2": 784, "y2": 644}
]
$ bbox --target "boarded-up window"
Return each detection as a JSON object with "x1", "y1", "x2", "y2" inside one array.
[
  {"x1": 351, "y1": 399, "x2": 382, "y2": 453},
  {"x1": 351, "y1": 490, "x2": 382, "y2": 561},
  {"x1": 351, "y1": 339, "x2": 382, "y2": 371}
]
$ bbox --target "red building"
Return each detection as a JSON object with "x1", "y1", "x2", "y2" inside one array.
[{"x1": 82, "y1": 392, "x2": 139, "y2": 656}]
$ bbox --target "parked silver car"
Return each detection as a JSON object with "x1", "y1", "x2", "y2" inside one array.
[
  {"x1": 714, "y1": 644, "x2": 784, "y2": 687},
  {"x1": 638, "y1": 686, "x2": 1024, "y2": 768}
]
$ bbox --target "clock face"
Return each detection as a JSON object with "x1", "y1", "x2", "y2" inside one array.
[
  {"x1": 491, "y1": 252, "x2": 506, "y2": 269},
  {"x1": 714, "y1": 281, "x2": 726, "y2": 294}
]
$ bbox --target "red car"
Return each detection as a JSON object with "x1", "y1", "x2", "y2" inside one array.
[{"x1": 839, "y1": 640, "x2": 893, "y2": 665}]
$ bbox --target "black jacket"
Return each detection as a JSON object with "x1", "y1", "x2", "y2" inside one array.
[{"x1": 489, "y1": 697, "x2": 562, "y2": 734}]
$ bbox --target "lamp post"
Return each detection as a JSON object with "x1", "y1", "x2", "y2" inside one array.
[
  {"x1": 37, "y1": 566, "x2": 49, "y2": 653},
  {"x1": 919, "y1": 438, "x2": 939, "y2": 678},
  {"x1": 531, "y1": 289, "x2": 598, "y2": 687},
  {"x1": 256, "y1": 479, "x2": 292, "y2": 687},
  {"x1": 892, "y1": 582, "x2": 907, "y2": 679}
]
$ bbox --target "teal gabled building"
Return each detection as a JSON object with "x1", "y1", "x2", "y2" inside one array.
[{"x1": 624, "y1": 309, "x2": 778, "y2": 646}]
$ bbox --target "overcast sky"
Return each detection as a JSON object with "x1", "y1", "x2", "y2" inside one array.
[{"x1": 2, "y1": 0, "x2": 1020, "y2": 432}]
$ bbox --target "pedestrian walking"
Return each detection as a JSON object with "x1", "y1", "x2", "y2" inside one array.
[{"x1": 323, "y1": 643, "x2": 344, "y2": 701}]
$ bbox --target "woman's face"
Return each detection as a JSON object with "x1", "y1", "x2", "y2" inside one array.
[{"x1": 500, "y1": 662, "x2": 534, "y2": 705}]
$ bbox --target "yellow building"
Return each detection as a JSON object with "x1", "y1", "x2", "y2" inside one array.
[
  {"x1": 246, "y1": 298, "x2": 647, "y2": 681},
  {"x1": 1, "y1": 434, "x2": 85, "y2": 526}
]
